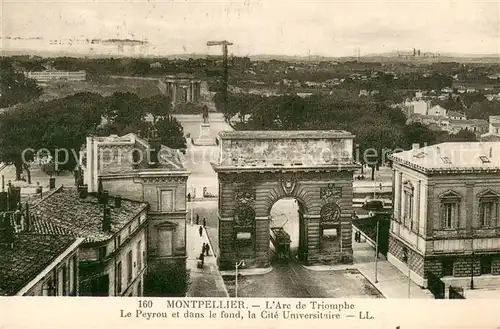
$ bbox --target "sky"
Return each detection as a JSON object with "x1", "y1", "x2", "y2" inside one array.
[{"x1": 0, "y1": 0, "x2": 499, "y2": 57}]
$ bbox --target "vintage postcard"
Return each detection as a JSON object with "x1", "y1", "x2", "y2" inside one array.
[{"x1": 0, "y1": 0, "x2": 500, "y2": 328}]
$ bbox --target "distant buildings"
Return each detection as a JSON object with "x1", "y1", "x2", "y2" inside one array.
[
  {"x1": 25, "y1": 70, "x2": 86, "y2": 83},
  {"x1": 481, "y1": 116, "x2": 500, "y2": 141},
  {"x1": 389, "y1": 142, "x2": 500, "y2": 295}
]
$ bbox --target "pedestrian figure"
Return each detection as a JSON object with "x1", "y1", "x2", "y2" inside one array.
[
  {"x1": 198, "y1": 252, "x2": 205, "y2": 268},
  {"x1": 187, "y1": 193, "x2": 191, "y2": 202},
  {"x1": 202, "y1": 242, "x2": 206, "y2": 254},
  {"x1": 203, "y1": 217, "x2": 206, "y2": 228},
  {"x1": 199, "y1": 225, "x2": 203, "y2": 237},
  {"x1": 205, "y1": 243, "x2": 210, "y2": 256},
  {"x1": 196, "y1": 214, "x2": 200, "y2": 225}
]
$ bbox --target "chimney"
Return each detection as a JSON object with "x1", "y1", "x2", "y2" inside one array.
[
  {"x1": 0, "y1": 191, "x2": 7, "y2": 212},
  {"x1": 100, "y1": 190, "x2": 109, "y2": 205},
  {"x1": 102, "y1": 206, "x2": 111, "y2": 232},
  {"x1": 49, "y1": 177, "x2": 56, "y2": 190},
  {"x1": 24, "y1": 202, "x2": 31, "y2": 231},
  {"x1": 0, "y1": 213, "x2": 14, "y2": 249},
  {"x1": 490, "y1": 147, "x2": 493, "y2": 158},
  {"x1": 436, "y1": 146, "x2": 441, "y2": 155},
  {"x1": 78, "y1": 185, "x2": 88, "y2": 198},
  {"x1": 114, "y1": 195, "x2": 122, "y2": 208},
  {"x1": 412, "y1": 143, "x2": 420, "y2": 150}
]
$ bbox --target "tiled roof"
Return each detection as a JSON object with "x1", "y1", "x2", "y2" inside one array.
[
  {"x1": 29, "y1": 187, "x2": 148, "y2": 243},
  {"x1": 218, "y1": 130, "x2": 354, "y2": 140},
  {"x1": 390, "y1": 142, "x2": 500, "y2": 173},
  {"x1": 0, "y1": 233, "x2": 77, "y2": 296}
]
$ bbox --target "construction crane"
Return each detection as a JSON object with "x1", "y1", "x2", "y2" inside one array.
[{"x1": 207, "y1": 40, "x2": 233, "y2": 116}]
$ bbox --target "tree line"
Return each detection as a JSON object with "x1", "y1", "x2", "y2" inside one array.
[
  {"x1": 215, "y1": 91, "x2": 477, "y2": 179},
  {"x1": 0, "y1": 91, "x2": 186, "y2": 181}
]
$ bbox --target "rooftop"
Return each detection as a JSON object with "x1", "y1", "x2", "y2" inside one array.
[
  {"x1": 389, "y1": 142, "x2": 500, "y2": 174},
  {"x1": 218, "y1": 130, "x2": 354, "y2": 140},
  {"x1": 28, "y1": 187, "x2": 148, "y2": 243},
  {"x1": 0, "y1": 233, "x2": 78, "y2": 296}
]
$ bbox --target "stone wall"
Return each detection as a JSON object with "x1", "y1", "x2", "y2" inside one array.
[{"x1": 389, "y1": 234, "x2": 425, "y2": 277}]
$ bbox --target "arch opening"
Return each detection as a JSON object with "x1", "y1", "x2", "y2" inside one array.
[{"x1": 269, "y1": 198, "x2": 306, "y2": 263}]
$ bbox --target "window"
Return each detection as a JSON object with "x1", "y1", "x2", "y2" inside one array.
[
  {"x1": 116, "y1": 262, "x2": 122, "y2": 294},
  {"x1": 479, "y1": 192, "x2": 499, "y2": 227},
  {"x1": 127, "y1": 250, "x2": 133, "y2": 283},
  {"x1": 481, "y1": 256, "x2": 492, "y2": 275},
  {"x1": 62, "y1": 266, "x2": 68, "y2": 296},
  {"x1": 439, "y1": 191, "x2": 461, "y2": 229},
  {"x1": 442, "y1": 203, "x2": 458, "y2": 228},
  {"x1": 98, "y1": 246, "x2": 106, "y2": 261},
  {"x1": 137, "y1": 241, "x2": 142, "y2": 270},
  {"x1": 442, "y1": 259, "x2": 454, "y2": 276},
  {"x1": 71, "y1": 255, "x2": 77, "y2": 296},
  {"x1": 402, "y1": 247, "x2": 408, "y2": 263},
  {"x1": 403, "y1": 182, "x2": 414, "y2": 228},
  {"x1": 160, "y1": 190, "x2": 174, "y2": 212}
]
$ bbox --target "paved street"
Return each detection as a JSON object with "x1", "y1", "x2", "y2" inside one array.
[{"x1": 223, "y1": 259, "x2": 383, "y2": 298}]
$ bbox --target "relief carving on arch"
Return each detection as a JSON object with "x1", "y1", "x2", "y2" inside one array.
[
  {"x1": 234, "y1": 183, "x2": 256, "y2": 207},
  {"x1": 280, "y1": 173, "x2": 297, "y2": 196},
  {"x1": 320, "y1": 183, "x2": 342, "y2": 201}
]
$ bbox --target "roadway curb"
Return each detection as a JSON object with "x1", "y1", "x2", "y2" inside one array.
[{"x1": 220, "y1": 267, "x2": 274, "y2": 276}]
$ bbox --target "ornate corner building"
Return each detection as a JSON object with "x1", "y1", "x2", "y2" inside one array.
[
  {"x1": 212, "y1": 130, "x2": 360, "y2": 270},
  {"x1": 83, "y1": 134, "x2": 189, "y2": 272}
]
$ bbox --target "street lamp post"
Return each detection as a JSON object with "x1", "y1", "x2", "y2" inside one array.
[
  {"x1": 374, "y1": 219, "x2": 380, "y2": 283},
  {"x1": 235, "y1": 260, "x2": 245, "y2": 298},
  {"x1": 471, "y1": 239, "x2": 475, "y2": 290}
]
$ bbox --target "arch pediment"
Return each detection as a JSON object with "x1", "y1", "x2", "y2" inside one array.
[
  {"x1": 438, "y1": 190, "x2": 462, "y2": 200},
  {"x1": 477, "y1": 188, "x2": 500, "y2": 198}
]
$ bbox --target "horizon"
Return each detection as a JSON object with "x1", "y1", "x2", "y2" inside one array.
[{"x1": 1, "y1": 0, "x2": 499, "y2": 58}]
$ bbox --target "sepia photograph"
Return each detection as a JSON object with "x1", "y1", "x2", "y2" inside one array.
[{"x1": 1, "y1": 0, "x2": 500, "y2": 307}]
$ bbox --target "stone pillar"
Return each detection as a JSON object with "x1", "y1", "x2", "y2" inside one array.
[
  {"x1": 305, "y1": 214, "x2": 319, "y2": 257},
  {"x1": 398, "y1": 172, "x2": 403, "y2": 219},
  {"x1": 172, "y1": 83, "x2": 177, "y2": 104},
  {"x1": 187, "y1": 84, "x2": 192, "y2": 103},
  {"x1": 218, "y1": 215, "x2": 234, "y2": 270},
  {"x1": 255, "y1": 216, "x2": 270, "y2": 268},
  {"x1": 465, "y1": 182, "x2": 474, "y2": 231}
]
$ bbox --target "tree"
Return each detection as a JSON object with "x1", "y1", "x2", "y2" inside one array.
[
  {"x1": 145, "y1": 95, "x2": 172, "y2": 124},
  {"x1": 154, "y1": 116, "x2": 187, "y2": 150},
  {"x1": 0, "y1": 58, "x2": 42, "y2": 108}
]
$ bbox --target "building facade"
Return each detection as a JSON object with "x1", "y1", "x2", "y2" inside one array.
[
  {"x1": 158, "y1": 74, "x2": 202, "y2": 104},
  {"x1": 212, "y1": 130, "x2": 359, "y2": 270},
  {"x1": 0, "y1": 210, "x2": 83, "y2": 296},
  {"x1": 25, "y1": 70, "x2": 87, "y2": 82},
  {"x1": 388, "y1": 142, "x2": 500, "y2": 293},
  {"x1": 28, "y1": 186, "x2": 149, "y2": 297},
  {"x1": 83, "y1": 133, "x2": 189, "y2": 271}
]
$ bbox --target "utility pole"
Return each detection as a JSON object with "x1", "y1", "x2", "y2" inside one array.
[
  {"x1": 374, "y1": 219, "x2": 380, "y2": 283},
  {"x1": 207, "y1": 40, "x2": 233, "y2": 116}
]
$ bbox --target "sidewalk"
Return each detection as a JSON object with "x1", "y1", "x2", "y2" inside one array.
[
  {"x1": 185, "y1": 223, "x2": 228, "y2": 297},
  {"x1": 302, "y1": 235, "x2": 435, "y2": 299}
]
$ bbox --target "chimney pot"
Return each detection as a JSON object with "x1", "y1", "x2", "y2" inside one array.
[
  {"x1": 412, "y1": 143, "x2": 420, "y2": 150},
  {"x1": 78, "y1": 185, "x2": 88, "y2": 199},
  {"x1": 102, "y1": 206, "x2": 111, "y2": 232},
  {"x1": 100, "y1": 190, "x2": 109, "y2": 205},
  {"x1": 114, "y1": 196, "x2": 122, "y2": 208},
  {"x1": 490, "y1": 147, "x2": 493, "y2": 158}
]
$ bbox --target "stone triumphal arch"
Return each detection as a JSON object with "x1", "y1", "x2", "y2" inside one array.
[{"x1": 212, "y1": 130, "x2": 360, "y2": 270}]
